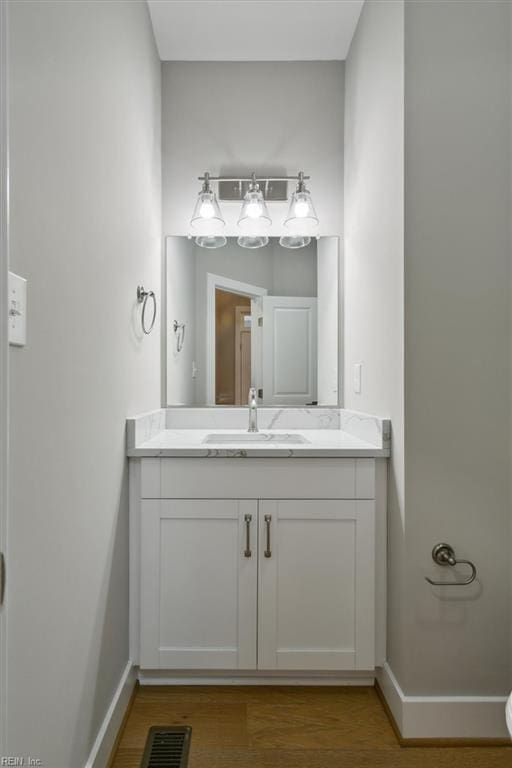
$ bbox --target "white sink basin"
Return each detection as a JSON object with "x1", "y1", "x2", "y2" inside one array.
[{"x1": 203, "y1": 432, "x2": 310, "y2": 445}]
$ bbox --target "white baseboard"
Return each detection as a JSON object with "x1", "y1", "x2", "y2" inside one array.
[
  {"x1": 85, "y1": 660, "x2": 136, "y2": 768},
  {"x1": 377, "y1": 662, "x2": 509, "y2": 740},
  {"x1": 138, "y1": 669, "x2": 375, "y2": 686}
]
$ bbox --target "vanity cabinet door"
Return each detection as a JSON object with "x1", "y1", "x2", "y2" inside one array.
[
  {"x1": 258, "y1": 500, "x2": 375, "y2": 671},
  {"x1": 140, "y1": 499, "x2": 257, "y2": 669}
]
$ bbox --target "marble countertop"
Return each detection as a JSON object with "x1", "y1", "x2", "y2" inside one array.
[{"x1": 127, "y1": 408, "x2": 391, "y2": 458}]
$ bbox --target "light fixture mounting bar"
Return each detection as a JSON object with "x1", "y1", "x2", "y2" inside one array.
[
  {"x1": 197, "y1": 174, "x2": 310, "y2": 182},
  {"x1": 199, "y1": 172, "x2": 310, "y2": 202}
]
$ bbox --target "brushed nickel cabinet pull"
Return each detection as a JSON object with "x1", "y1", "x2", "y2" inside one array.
[
  {"x1": 264, "y1": 514, "x2": 272, "y2": 558},
  {"x1": 0, "y1": 552, "x2": 5, "y2": 606},
  {"x1": 244, "y1": 514, "x2": 252, "y2": 557}
]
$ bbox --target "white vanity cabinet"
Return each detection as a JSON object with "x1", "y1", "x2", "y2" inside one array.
[{"x1": 131, "y1": 457, "x2": 386, "y2": 676}]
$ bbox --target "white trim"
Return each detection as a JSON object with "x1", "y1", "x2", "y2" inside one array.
[
  {"x1": 160, "y1": 236, "x2": 168, "y2": 408},
  {"x1": 84, "y1": 661, "x2": 136, "y2": 768},
  {"x1": 129, "y1": 460, "x2": 141, "y2": 665},
  {"x1": 139, "y1": 670, "x2": 375, "y2": 686},
  {"x1": 0, "y1": 0, "x2": 9, "y2": 756},
  {"x1": 377, "y1": 662, "x2": 509, "y2": 740},
  {"x1": 206, "y1": 272, "x2": 267, "y2": 405},
  {"x1": 374, "y1": 459, "x2": 387, "y2": 666},
  {"x1": 377, "y1": 662, "x2": 403, "y2": 731}
]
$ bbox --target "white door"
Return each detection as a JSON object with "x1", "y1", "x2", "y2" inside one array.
[
  {"x1": 258, "y1": 500, "x2": 375, "y2": 671},
  {"x1": 140, "y1": 499, "x2": 257, "y2": 669},
  {"x1": 262, "y1": 296, "x2": 317, "y2": 406}
]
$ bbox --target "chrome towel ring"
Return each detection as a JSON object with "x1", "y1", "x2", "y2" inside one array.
[
  {"x1": 137, "y1": 285, "x2": 157, "y2": 335},
  {"x1": 425, "y1": 543, "x2": 477, "y2": 586}
]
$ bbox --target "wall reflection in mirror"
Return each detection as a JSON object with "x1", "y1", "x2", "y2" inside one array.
[{"x1": 166, "y1": 236, "x2": 339, "y2": 406}]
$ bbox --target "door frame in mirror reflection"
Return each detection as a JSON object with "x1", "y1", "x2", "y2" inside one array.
[{"x1": 207, "y1": 273, "x2": 268, "y2": 406}]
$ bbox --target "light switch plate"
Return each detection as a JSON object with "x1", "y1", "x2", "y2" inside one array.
[
  {"x1": 8, "y1": 271, "x2": 27, "y2": 346},
  {"x1": 353, "y1": 362, "x2": 362, "y2": 394}
]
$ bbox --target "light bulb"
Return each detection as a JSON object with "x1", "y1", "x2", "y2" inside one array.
[
  {"x1": 294, "y1": 199, "x2": 309, "y2": 218},
  {"x1": 246, "y1": 201, "x2": 263, "y2": 219},
  {"x1": 283, "y1": 177, "x2": 319, "y2": 234},
  {"x1": 199, "y1": 200, "x2": 215, "y2": 219},
  {"x1": 238, "y1": 185, "x2": 271, "y2": 230}
]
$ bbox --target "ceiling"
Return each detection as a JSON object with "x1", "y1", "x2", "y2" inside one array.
[{"x1": 146, "y1": 1, "x2": 364, "y2": 61}]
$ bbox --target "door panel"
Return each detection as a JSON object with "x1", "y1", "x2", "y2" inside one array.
[
  {"x1": 258, "y1": 500, "x2": 375, "y2": 670},
  {"x1": 141, "y1": 499, "x2": 257, "y2": 669},
  {"x1": 262, "y1": 296, "x2": 317, "y2": 405}
]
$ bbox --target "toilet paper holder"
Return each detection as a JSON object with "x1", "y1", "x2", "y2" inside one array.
[{"x1": 425, "y1": 543, "x2": 477, "y2": 586}]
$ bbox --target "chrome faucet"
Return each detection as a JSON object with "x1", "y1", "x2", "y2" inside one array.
[{"x1": 248, "y1": 387, "x2": 258, "y2": 433}]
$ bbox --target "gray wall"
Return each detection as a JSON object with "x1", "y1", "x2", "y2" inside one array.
[
  {"x1": 344, "y1": 0, "x2": 405, "y2": 680},
  {"x1": 345, "y1": 0, "x2": 511, "y2": 699},
  {"x1": 161, "y1": 61, "x2": 344, "y2": 238},
  {"x1": 402, "y1": 0, "x2": 511, "y2": 695},
  {"x1": 8, "y1": 2, "x2": 161, "y2": 765}
]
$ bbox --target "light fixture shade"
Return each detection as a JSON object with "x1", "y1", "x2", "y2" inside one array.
[
  {"x1": 237, "y1": 235, "x2": 269, "y2": 249},
  {"x1": 284, "y1": 189, "x2": 319, "y2": 235},
  {"x1": 279, "y1": 235, "x2": 311, "y2": 249},
  {"x1": 195, "y1": 235, "x2": 227, "y2": 249},
  {"x1": 190, "y1": 190, "x2": 225, "y2": 235},
  {"x1": 238, "y1": 186, "x2": 271, "y2": 233}
]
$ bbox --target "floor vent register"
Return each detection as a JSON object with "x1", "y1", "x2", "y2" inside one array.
[{"x1": 139, "y1": 726, "x2": 192, "y2": 768}]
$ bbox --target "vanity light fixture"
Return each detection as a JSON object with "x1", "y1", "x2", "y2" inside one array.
[
  {"x1": 189, "y1": 172, "x2": 226, "y2": 236},
  {"x1": 237, "y1": 235, "x2": 269, "y2": 249},
  {"x1": 279, "y1": 235, "x2": 311, "y2": 249},
  {"x1": 191, "y1": 171, "x2": 318, "y2": 249},
  {"x1": 283, "y1": 171, "x2": 319, "y2": 236},
  {"x1": 195, "y1": 235, "x2": 227, "y2": 249}
]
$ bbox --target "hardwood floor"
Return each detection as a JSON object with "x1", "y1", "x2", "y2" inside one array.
[{"x1": 110, "y1": 685, "x2": 511, "y2": 768}]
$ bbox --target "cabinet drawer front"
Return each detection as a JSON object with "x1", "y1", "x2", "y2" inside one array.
[{"x1": 141, "y1": 458, "x2": 375, "y2": 499}]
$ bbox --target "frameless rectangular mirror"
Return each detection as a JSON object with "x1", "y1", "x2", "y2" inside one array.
[{"x1": 165, "y1": 235, "x2": 340, "y2": 407}]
